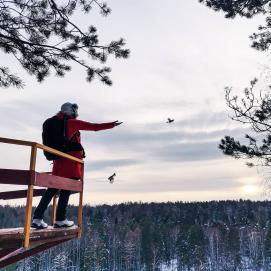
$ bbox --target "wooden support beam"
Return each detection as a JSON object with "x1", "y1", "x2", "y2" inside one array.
[
  {"x1": 0, "y1": 189, "x2": 46, "y2": 200},
  {"x1": 0, "y1": 237, "x2": 73, "y2": 269},
  {"x1": 35, "y1": 173, "x2": 83, "y2": 192},
  {"x1": 0, "y1": 248, "x2": 17, "y2": 259},
  {"x1": 0, "y1": 169, "x2": 33, "y2": 185},
  {"x1": 0, "y1": 169, "x2": 82, "y2": 192}
]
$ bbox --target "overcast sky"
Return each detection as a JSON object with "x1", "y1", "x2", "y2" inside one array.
[{"x1": 0, "y1": 0, "x2": 270, "y2": 206}]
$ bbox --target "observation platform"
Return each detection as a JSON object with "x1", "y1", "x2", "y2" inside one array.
[{"x1": 0, "y1": 137, "x2": 84, "y2": 268}]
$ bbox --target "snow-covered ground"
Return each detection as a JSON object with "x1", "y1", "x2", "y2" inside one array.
[{"x1": 160, "y1": 259, "x2": 177, "y2": 271}]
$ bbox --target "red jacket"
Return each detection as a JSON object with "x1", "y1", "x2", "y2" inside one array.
[{"x1": 52, "y1": 113, "x2": 115, "y2": 179}]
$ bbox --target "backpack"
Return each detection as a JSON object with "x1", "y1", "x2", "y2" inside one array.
[
  {"x1": 42, "y1": 116, "x2": 67, "y2": 160},
  {"x1": 42, "y1": 116, "x2": 85, "y2": 161}
]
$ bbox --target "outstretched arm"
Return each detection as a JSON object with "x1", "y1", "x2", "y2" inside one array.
[{"x1": 67, "y1": 119, "x2": 118, "y2": 139}]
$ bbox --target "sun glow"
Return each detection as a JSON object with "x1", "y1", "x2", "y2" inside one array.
[{"x1": 242, "y1": 185, "x2": 259, "y2": 194}]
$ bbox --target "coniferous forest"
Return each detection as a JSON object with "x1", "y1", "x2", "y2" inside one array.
[{"x1": 1, "y1": 200, "x2": 271, "y2": 270}]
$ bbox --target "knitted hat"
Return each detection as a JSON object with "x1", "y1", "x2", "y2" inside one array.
[{"x1": 60, "y1": 102, "x2": 79, "y2": 118}]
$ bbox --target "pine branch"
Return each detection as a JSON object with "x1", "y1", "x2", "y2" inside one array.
[{"x1": 0, "y1": 0, "x2": 129, "y2": 88}]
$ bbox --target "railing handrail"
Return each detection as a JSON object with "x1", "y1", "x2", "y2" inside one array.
[
  {"x1": 0, "y1": 137, "x2": 84, "y2": 164},
  {"x1": 0, "y1": 137, "x2": 34, "y2": 147}
]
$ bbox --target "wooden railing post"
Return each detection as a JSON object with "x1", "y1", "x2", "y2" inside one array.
[
  {"x1": 23, "y1": 144, "x2": 37, "y2": 248},
  {"x1": 77, "y1": 163, "x2": 84, "y2": 238}
]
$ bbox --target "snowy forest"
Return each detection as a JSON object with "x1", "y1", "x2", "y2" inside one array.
[{"x1": 0, "y1": 200, "x2": 271, "y2": 271}]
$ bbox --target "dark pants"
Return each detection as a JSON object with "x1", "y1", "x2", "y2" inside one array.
[{"x1": 33, "y1": 189, "x2": 71, "y2": 221}]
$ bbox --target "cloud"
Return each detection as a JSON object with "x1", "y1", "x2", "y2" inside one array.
[
  {"x1": 149, "y1": 141, "x2": 223, "y2": 162},
  {"x1": 83, "y1": 109, "x2": 246, "y2": 141},
  {"x1": 86, "y1": 158, "x2": 140, "y2": 171},
  {"x1": 82, "y1": 113, "x2": 248, "y2": 165}
]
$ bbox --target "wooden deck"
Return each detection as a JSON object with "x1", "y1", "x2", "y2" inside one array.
[
  {"x1": 0, "y1": 226, "x2": 79, "y2": 248},
  {"x1": 0, "y1": 226, "x2": 80, "y2": 268}
]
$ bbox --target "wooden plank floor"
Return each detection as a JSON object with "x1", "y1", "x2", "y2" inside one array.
[{"x1": 0, "y1": 226, "x2": 79, "y2": 248}]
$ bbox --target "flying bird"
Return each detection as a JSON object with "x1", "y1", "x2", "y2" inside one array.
[
  {"x1": 167, "y1": 118, "x2": 174, "y2": 123},
  {"x1": 108, "y1": 173, "x2": 116, "y2": 183}
]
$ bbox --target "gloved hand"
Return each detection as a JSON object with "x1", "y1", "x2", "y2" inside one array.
[{"x1": 113, "y1": 120, "x2": 123, "y2": 127}]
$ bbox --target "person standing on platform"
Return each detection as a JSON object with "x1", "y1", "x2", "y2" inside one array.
[{"x1": 31, "y1": 102, "x2": 122, "y2": 229}]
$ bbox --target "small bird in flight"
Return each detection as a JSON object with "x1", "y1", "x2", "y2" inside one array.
[
  {"x1": 167, "y1": 118, "x2": 174, "y2": 123},
  {"x1": 108, "y1": 173, "x2": 116, "y2": 183}
]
